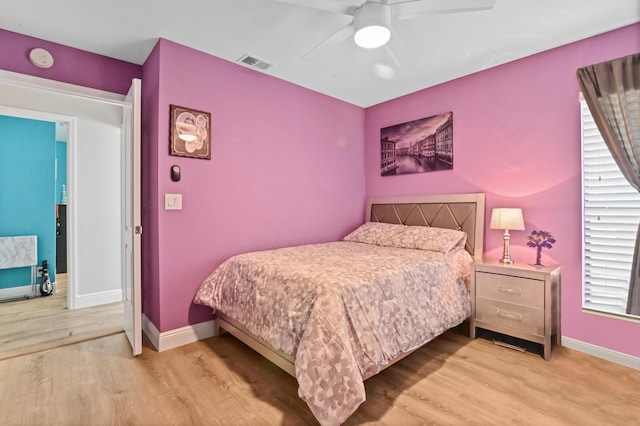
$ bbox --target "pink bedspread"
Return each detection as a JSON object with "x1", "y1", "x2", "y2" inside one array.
[{"x1": 194, "y1": 241, "x2": 471, "y2": 425}]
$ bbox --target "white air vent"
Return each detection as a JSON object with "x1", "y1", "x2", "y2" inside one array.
[{"x1": 237, "y1": 54, "x2": 273, "y2": 71}]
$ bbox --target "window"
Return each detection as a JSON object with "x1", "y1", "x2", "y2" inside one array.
[{"x1": 582, "y1": 100, "x2": 640, "y2": 316}]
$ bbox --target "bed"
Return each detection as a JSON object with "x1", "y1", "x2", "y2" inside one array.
[{"x1": 194, "y1": 193, "x2": 485, "y2": 425}]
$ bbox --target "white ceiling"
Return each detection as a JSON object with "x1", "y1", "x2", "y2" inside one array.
[{"x1": 2, "y1": 0, "x2": 639, "y2": 107}]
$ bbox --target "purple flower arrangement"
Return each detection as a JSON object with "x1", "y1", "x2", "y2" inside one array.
[{"x1": 527, "y1": 230, "x2": 556, "y2": 266}]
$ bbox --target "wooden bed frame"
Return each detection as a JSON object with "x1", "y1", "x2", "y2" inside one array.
[{"x1": 216, "y1": 193, "x2": 486, "y2": 379}]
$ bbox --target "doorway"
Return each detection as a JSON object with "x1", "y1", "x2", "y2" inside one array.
[{"x1": 0, "y1": 71, "x2": 128, "y2": 357}]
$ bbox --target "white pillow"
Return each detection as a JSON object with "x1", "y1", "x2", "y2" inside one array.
[
  {"x1": 344, "y1": 222, "x2": 467, "y2": 253},
  {"x1": 398, "y1": 226, "x2": 467, "y2": 253},
  {"x1": 343, "y1": 222, "x2": 406, "y2": 246}
]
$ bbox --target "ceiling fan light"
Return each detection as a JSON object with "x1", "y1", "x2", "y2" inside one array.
[
  {"x1": 353, "y1": 2, "x2": 391, "y2": 49},
  {"x1": 354, "y1": 25, "x2": 391, "y2": 49}
]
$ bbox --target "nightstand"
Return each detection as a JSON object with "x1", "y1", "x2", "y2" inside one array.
[{"x1": 470, "y1": 259, "x2": 561, "y2": 360}]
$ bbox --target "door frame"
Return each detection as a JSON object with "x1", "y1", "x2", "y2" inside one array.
[{"x1": 0, "y1": 70, "x2": 129, "y2": 310}]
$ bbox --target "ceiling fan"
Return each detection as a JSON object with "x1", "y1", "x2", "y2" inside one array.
[{"x1": 272, "y1": 0, "x2": 496, "y2": 59}]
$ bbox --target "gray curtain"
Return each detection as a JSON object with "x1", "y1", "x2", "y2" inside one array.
[{"x1": 577, "y1": 53, "x2": 640, "y2": 316}]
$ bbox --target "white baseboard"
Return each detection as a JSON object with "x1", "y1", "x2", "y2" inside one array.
[
  {"x1": 0, "y1": 285, "x2": 34, "y2": 301},
  {"x1": 142, "y1": 314, "x2": 216, "y2": 352},
  {"x1": 562, "y1": 336, "x2": 640, "y2": 371},
  {"x1": 0, "y1": 283, "x2": 59, "y2": 301},
  {"x1": 74, "y1": 289, "x2": 122, "y2": 309},
  {"x1": 138, "y1": 318, "x2": 640, "y2": 371},
  {"x1": 142, "y1": 315, "x2": 160, "y2": 351}
]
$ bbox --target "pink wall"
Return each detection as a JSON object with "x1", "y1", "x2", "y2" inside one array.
[
  {"x1": 142, "y1": 39, "x2": 365, "y2": 331},
  {"x1": 365, "y1": 23, "x2": 640, "y2": 357},
  {"x1": 0, "y1": 29, "x2": 141, "y2": 95}
]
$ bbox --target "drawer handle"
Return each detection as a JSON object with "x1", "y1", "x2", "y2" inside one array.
[
  {"x1": 497, "y1": 310, "x2": 523, "y2": 321},
  {"x1": 497, "y1": 286, "x2": 522, "y2": 295}
]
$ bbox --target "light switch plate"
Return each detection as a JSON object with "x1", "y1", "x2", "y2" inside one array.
[{"x1": 165, "y1": 193, "x2": 182, "y2": 210}]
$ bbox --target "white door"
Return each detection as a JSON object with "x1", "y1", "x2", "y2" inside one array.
[{"x1": 122, "y1": 78, "x2": 142, "y2": 355}]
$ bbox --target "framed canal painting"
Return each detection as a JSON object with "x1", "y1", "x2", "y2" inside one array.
[{"x1": 380, "y1": 111, "x2": 453, "y2": 176}]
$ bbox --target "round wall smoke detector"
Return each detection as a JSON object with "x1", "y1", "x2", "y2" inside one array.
[{"x1": 29, "y1": 48, "x2": 54, "y2": 69}]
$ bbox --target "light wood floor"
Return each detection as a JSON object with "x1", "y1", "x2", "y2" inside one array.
[
  {"x1": 1, "y1": 322, "x2": 638, "y2": 426},
  {"x1": 0, "y1": 274, "x2": 123, "y2": 360}
]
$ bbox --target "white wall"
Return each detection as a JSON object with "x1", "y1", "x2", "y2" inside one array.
[{"x1": 0, "y1": 80, "x2": 123, "y2": 306}]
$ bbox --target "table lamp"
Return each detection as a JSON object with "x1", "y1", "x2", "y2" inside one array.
[{"x1": 490, "y1": 208, "x2": 525, "y2": 264}]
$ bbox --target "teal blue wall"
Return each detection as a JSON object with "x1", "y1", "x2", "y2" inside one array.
[
  {"x1": 56, "y1": 141, "x2": 67, "y2": 204},
  {"x1": 0, "y1": 115, "x2": 57, "y2": 289}
]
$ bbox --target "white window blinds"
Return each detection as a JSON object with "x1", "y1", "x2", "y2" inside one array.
[{"x1": 582, "y1": 100, "x2": 639, "y2": 314}]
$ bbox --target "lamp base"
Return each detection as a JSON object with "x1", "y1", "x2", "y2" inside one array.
[{"x1": 500, "y1": 231, "x2": 515, "y2": 264}]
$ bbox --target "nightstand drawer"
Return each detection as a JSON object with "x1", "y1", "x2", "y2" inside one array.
[
  {"x1": 476, "y1": 297, "x2": 544, "y2": 336},
  {"x1": 475, "y1": 271, "x2": 544, "y2": 308}
]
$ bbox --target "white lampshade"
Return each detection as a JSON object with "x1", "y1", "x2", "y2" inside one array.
[{"x1": 490, "y1": 208, "x2": 525, "y2": 231}]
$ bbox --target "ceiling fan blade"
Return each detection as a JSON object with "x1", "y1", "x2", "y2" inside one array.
[
  {"x1": 383, "y1": 44, "x2": 401, "y2": 68},
  {"x1": 389, "y1": 0, "x2": 496, "y2": 20},
  {"x1": 301, "y1": 23, "x2": 355, "y2": 60},
  {"x1": 382, "y1": 25, "x2": 404, "y2": 67},
  {"x1": 270, "y1": 0, "x2": 359, "y2": 16}
]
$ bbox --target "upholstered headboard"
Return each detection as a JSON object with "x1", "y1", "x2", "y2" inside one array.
[{"x1": 366, "y1": 193, "x2": 485, "y2": 260}]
